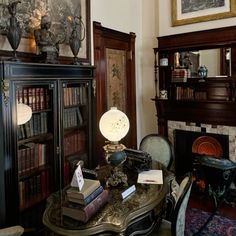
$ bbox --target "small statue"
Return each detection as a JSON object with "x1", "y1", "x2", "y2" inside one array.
[
  {"x1": 69, "y1": 16, "x2": 85, "y2": 65},
  {"x1": 198, "y1": 65, "x2": 208, "y2": 82},
  {"x1": 180, "y1": 52, "x2": 192, "y2": 69},
  {"x1": 34, "y1": 15, "x2": 59, "y2": 64},
  {"x1": 1, "y1": 0, "x2": 22, "y2": 60}
]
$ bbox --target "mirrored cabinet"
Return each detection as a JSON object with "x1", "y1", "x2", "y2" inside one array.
[
  {"x1": 0, "y1": 61, "x2": 95, "y2": 234},
  {"x1": 153, "y1": 26, "x2": 236, "y2": 135}
]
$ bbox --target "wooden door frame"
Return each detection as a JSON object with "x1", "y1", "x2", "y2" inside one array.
[{"x1": 93, "y1": 21, "x2": 137, "y2": 165}]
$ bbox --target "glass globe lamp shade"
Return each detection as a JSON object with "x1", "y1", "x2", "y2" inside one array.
[
  {"x1": 99, "y1": 107, "x2": 130, "y2": 143},
  {"x1": 17, "y1": 103, "x2": 32, "y2": 125}
]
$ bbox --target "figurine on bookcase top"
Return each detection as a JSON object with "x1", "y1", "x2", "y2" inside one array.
[
  {"x1": 0, "y1": 1, "x2": 22, "y2": 61},
  {"x1": 34, "y1": 15, "x2": 60, "y2": 64},
  {"x1": 69, "y1": 16, "x2": 85, "y2": 65}
]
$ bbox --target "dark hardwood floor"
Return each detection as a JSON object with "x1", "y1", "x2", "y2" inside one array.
[{"x1": 188, "y1": 191, "x2": 236, "y2": 220}]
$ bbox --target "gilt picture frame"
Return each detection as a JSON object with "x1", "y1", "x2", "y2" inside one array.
[
  {"x1": 172, "y1": 0, "x2": 236, "y2": 26},
  {"x1": 0, "y1": 0, "x2": 91, "y2": 63}
]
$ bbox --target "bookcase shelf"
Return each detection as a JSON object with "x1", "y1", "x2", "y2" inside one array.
[{"x1": 0, "y1": 61, "x2": 95, "y2": 233}]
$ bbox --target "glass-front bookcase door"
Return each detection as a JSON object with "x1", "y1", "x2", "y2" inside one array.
[
  {"x1": 61, "y1": 80, "x2": 93, "y2": 187},
  {"x1": 15, "y1": 81, "x2": 57, "y2": 228}
]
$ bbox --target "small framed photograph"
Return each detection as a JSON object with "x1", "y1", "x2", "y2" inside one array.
[{"x1": 172, "y1": 0, "x2": 236, "y2": 26}]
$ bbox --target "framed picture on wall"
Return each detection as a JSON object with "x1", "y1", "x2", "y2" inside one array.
[
  {"x1": 0, "y1": 0, "x2": 91, "y2": 63},
  {"x1": 172, "y1": 0, "x2": 236, "y2": 26}
]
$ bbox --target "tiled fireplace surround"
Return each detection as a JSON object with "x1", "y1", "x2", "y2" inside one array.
[{"x1": 167, "y1": 120, "x2": 236, "y2": 190}]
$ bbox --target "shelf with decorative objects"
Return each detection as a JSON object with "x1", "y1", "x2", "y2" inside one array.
[{"x1": 153, "y1": 26, "x2": 236, "y2": 136}]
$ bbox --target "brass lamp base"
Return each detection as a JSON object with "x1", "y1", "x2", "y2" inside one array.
[{"x1": 103, "y1": 142, "x2": 128, "y2": 187}]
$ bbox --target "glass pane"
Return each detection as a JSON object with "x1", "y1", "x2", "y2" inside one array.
[
  {"x1": 16, "y1": 84, "x2": 54, "y2": 214},
  {"x1": 62, "y1": 82, "x2": 90, "y2": 186}
]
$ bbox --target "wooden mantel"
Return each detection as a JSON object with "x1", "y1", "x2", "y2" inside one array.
[
  {"x1": 153, "y1": 26, "x2": 236, "y2": 136},
  {"x1": 153, "y1": 98, "x2": 236, "y2": 136}
]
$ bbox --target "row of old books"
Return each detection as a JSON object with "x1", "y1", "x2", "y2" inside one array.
[
  {"x1": 63, "y1": 86, "x2": 88, "y2": 107},
  {"x1": 18, "y1": 112, "x2": 48, "y2": 140},
  {"x1": 62, "y1": 178, "x2": 109, "y2": 223},
  {"x1": 63, "y1": 107, "x2": 83, "y2": 129},
  {"x1": 18, "y1": 143, "x2": 48, "y2": 176},
  {"x1": 175, "y1": 87, "x2": 207, "y2": 100},
  {"x1": 175, "y1": 86, "x2": 194, "y2": 100},
  {"x1": 63, "y1": 131, "x2": 85, "y2": 157},
  {"x1": 17, "y1": 87, "x2": 50, "y2": 112},
  {"x1": 171, "y1": 68, "x2": 191, "y2": 82},
  {"x1": 19, "y1": 169, "x2": 49, "y2": 210}
]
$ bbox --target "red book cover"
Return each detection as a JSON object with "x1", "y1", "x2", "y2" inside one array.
[
  {"x1": 62, "y1": 189, "x2": 109, "y2": 223},
  {"x1": 23, "y1": 88, "x2": 28, "y2": 105},
  {"x1": 35, "y1": 88, "x2": 41, "y2": 111},
  {"x1": 31, "y1": 88, "x2": 36, "y2": 111},
  {"x1": 40, "y1": 87, "x2": 45, "y2": 110},
  {"x1": 28, "y1": 88, "x2": 33, "y2": 109}
]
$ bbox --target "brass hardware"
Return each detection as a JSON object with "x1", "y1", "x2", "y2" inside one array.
[
  {"x1": 92, "y1": 79, "x2": 96, "y2": 96},
  {"x1": 56, "y1": 146, "x2": 60, "y2": 155},
  {"x1": 2, "y1": 80, "x2": 9, "y2": 105}
]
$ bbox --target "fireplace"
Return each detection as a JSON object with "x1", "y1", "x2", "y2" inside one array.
[
  {"x1": 174, "y1": 129, "x2": 229, "y2": 179},
  {"x1": 168, "y1": 121, "x2": 236, "y2": 202}
]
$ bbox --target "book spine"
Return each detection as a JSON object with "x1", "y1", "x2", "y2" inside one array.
[
  {"x1": 68, "y1": 185, "x2": 104, "y2": 205},
  {"x1": 83, "y1": 186, "x2": 104, "y2": 205},
  {"x1": 83, "y1": 190, "x2": 108, "y2": 222}
]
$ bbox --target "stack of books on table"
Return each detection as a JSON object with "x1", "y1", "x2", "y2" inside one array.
[{"x1": 62, "y1": 178, "x2": 109, "y2": 223}]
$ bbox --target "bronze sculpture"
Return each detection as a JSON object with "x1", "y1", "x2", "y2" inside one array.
[
  {"x1": 34, "y1": 15, "x2": 59, "y2": 64},
  {"x1": 69, "y1": 16, "x2": 85, "y2": 65},
  {"x1": 2, "y1": 0, "x2": 22, "y2": 61}
]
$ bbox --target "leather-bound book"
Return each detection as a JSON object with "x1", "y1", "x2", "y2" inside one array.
[{"x1": 62, "y1": 189, "x2": 109, "y2": 223}]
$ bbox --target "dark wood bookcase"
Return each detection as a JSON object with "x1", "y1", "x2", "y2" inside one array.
[
  {"x1": 0, "y1": 61, "x2": 95, "y2": 233},
  {"x1": 153, "y1": 26, "x2": 236, "y2": 136}
]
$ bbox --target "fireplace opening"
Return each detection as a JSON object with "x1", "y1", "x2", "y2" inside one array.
[
  {"x1": 192, "y1": 135, "x2": 223, "y2": 193},
  {"x1": 174, "y1": 129, "x2": 236, "y2": 203},
  {"x1": 174, "y1": 129, "x2": 229, "y2": 179}
]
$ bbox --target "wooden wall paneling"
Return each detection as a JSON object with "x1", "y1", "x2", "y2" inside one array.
[{"x1": 93, "y1": 21, "x2": 137, "y2": 165}]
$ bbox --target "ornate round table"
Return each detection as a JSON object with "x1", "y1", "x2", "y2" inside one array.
[{"x1": 43, "y1": 161, "x2": 170, "y2": 236}]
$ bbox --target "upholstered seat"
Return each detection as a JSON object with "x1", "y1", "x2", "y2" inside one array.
[
  {"x1": 139, "y1": 134, "x2": 174, "y2": 170},
  {"x1": 149, "y1": 172, "x2": 193, "y2": 236},
  {"x1": 0, "y1": 225, "x2": 24, "y2": 236},
  {"x1": 139, "y1": 134, "x2": 178, "y2": 220}
]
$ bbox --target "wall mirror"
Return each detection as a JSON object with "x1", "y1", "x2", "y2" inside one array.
[{"x1": 176, "y1": 48, "x2": 231, "y2": 77}]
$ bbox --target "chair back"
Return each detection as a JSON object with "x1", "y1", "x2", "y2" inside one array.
[
  {"x1": 139, "y1": 134, "x2": 174, "y2": 170},
  {"x1": 0, "y1": 225, "x2": 24, "y2": 236},
  {"x1": 171, "y1": 172, "x2": 193, "y2": 236}
]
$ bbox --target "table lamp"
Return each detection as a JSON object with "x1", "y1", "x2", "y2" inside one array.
[
  {"x1": 99, "y1": 107, "x2": 130, "y2": 186},
  {"x1": 17, "y1": 103, "x2": 32, "y2": 125}
]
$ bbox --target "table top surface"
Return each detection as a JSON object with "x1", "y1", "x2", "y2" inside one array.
[{"x1": 43, "y1": 161, "x2": 170, "y2": 235}]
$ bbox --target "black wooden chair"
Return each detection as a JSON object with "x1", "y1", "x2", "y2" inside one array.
[
  {"x1": 0, "y1": 225, "x2": 24, "y2": 236},
  {"x1": 139, "y1": 134, "x2": 174, "y2": 170},
  {"x1": 149, "y1": 172, "x2": 193, "y2": 236},
  {"x1": 139, "y1": 134, "x2": 177, "y2": 220}
]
